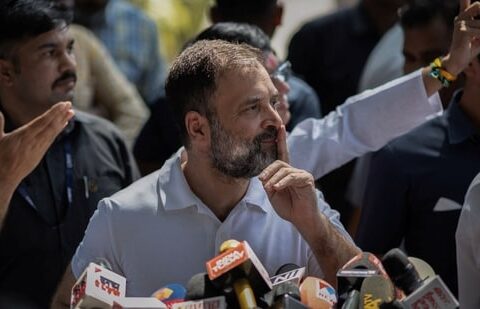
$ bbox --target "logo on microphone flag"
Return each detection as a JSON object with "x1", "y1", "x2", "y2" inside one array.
[{"x1": 316, "y1": 280, "x2": 337, "y2": 305}]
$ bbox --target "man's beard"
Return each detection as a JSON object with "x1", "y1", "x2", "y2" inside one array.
[{"x1": 210, "y1": 116, "x2": 278, "y2": 179}]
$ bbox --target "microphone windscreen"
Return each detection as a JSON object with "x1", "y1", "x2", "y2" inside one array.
[
  {"x1": 151, "y1": 283, "x2": 186, "y2": 302},
  {"x1": 185, "y1": 273, "x2": 222, "y2": 300},
  {"x1": 275, "y1": 264, "x2": 301, "y2": 276},
  {"x1": 299, "y1": 277, "x2": 337, "y2": 308},
  {"x1": 382, "y1": 249, "x2": 422, "y2": 295},
  {"x1": 407, "y1": 257, "x2": 435, "y2": 280},
  {"x1": 359, "y1": 275, "x2": 395, "y2": 309},
  {"x1": 263, "y1": 281, "x2": 301, "y2": 307}
]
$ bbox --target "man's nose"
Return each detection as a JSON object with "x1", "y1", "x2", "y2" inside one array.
[{"x1": 59, "y1": 50, "x2": 76, "y2": 72}]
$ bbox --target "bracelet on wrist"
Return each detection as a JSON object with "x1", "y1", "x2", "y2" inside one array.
[{"x1": 429, "y1": 57, "x2": 457, "y2": 88}]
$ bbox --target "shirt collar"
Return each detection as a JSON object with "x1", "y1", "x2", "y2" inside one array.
[
  {"x1": 446, "y1": 90, "x2": 479, "y2": 144},
  {"x1": 157, "y1": 148, "x2": 269, "y2": 215}
]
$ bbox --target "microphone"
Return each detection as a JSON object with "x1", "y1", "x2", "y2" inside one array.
[
  {"x1": 379, "y1": 300, "x2": 405, "y2": 309},
  {"x1": 262, "y1": 281, "x2": 302, "y2": 307},
  {"x1": 183, "y1": 272, "x2": 228, "y2": 309},
  {"x1": 382, "y1": 248, "x2": 459, "y2": 309},
  {"x1": 275, "y1": 264, "x2": 302, "y2": 276},
  {"x1": 151, "y1": 284, "x2": 187, "y2": 308},
  {"x1": 407, "y1": 257, "x2": 435, "y2": 280},
  {"x1": 382, "y1": 249, "x2": 422, "y2": 296},
  {"x1": 341, "y1": 290, "x2": 360, "y2": 309},
  {"x1": 270, "y1": 294, "x2": 309, "y2": 309},
  {"x1": 205, "y1": 240, "x2": 272, "y2": 309},
  {"x1": 270, "y1": 266, "x2": 305, "y2": 287},
  {"x1": 70, "y1": 262, "x2": 126, "y2": 308},
  {"x1": 185, "y1": 273, "x2": 225, "y2": 301},
  {"x1": 337, "y1": 252, "x2": 388, "y2": 307},
  {"x1": 299, "y1": 276, "x2": 337, "y2": 308},
  {"x1": 359, "y1": 275, "x2": 395, "y2": 309}
]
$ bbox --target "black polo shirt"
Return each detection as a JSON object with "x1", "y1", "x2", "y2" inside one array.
[
  {"x1": 0, "y1": 111, "x2": 139, "y2": 308},
  {"x1": 355, "y1": 91, "x2": 480, "y2": 296}
]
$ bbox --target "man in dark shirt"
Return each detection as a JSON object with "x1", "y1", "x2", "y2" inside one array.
[
  {"x1": 287, "y1": 0, "x2": 405, "y2": 226},
  {"x1": 356, "y1": 26, "x2": 480, "y2": 298},
  {"x1": 0, "y1": 1, "x2": 139, "y2": 307}
]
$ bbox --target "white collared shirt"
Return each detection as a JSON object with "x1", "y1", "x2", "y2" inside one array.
[
  {"x1": 72, "y1": 149, "x2": 351, "y2": 297},
  {"x1": 456, "y1": 173, "x2": 480, "y2": 309}
]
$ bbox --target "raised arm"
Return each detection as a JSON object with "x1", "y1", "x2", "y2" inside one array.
[
  {"x1": 289, "y1": 1, "x2": 480, "y2": 179},
  {"x1": 260, "y1": 125, "x2": 360, "y2": 285},
  {"x1": 0, "y1": 102, "x2": 74, "y2": 228}
]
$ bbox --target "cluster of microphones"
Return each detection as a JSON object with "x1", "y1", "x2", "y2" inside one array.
[{"x1": 70, "y1": 240, "x2": 459, "y2": 309}]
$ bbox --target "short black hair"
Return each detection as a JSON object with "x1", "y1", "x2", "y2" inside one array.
[
  {"x1": 214, "y1": 0, "x2": 277, "y2": 24},
  {"x1": 400, "y1": 0, "x2": 457, "y2": 31},
  {"x1": 0, "y1": 0, "x2": 71, "y2": 59},
  {"x1": 194, "y1": 22, "x2": 272, "y2": 53}
]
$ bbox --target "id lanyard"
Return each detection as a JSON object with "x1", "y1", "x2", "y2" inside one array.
[{"x1": 17, "y1": 141, "x2": 74, "y2": 211}]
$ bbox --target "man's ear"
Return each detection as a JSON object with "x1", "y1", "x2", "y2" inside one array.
[
  {"x1": 185, "y1": 111, "x2": 210, "y2": 146},
  {"x1": 0, "y1": 59, "x2": 15, "y2": 86}
]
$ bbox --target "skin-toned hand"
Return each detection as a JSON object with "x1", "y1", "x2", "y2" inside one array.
[
  {"x1": 422, "y1": 1, "x2": 480, "y2": 97},
  {"x1": 259, "y1": 125, "x2": 360, "y2": 284},
  {"x1": 259, "y1": 124, "x2": 318, "y2": 225},
  {"x1": 0, "y1": 101, "x2": 74, "y2": 225},
  {"x1": 442, "y1": 0, "x2": 480, "y2": 75}
]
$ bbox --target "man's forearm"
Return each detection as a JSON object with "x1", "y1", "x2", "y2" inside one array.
[{"x1": 296, "y1": 211, "x2": 360, "y2": 285}]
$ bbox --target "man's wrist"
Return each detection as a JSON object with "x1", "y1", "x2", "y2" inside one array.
[{"x1": 441, "y1": 54, "x2": 463, "y2": 76}]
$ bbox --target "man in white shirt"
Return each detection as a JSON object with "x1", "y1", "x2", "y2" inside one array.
[
  {"x1": 54, "y1": 1, "x2": 480, "y2": 306},
  {"x1": 456, "y1": 172, "x2": 480, "y2": 308},
  {"x1": 53, "y1": 40, "x2": 360, "y2": 306}
]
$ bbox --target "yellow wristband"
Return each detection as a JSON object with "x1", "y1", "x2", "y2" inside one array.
[
  {"x1": 431, "y1": 57, "x2": 457, "y2": 79},
  {"x1": 439, "y1": 68, "x2": 457, "y2": 82}
]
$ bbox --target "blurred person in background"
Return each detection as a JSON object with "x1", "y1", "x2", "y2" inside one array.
[
  {"x1": 287, "y1": 0, "x2": 406, "y2": 227},
  {"x1": 0, "y1": 1, "x2": 139, "y2": 306},
  {"x1": 355, "y1": 0, "x2": 478, "y2": 296},
  {"x1": 53, "y1": 0, "x2": 150, "y2": 146},
  {"x1": 74, "y1": 0, "x2": 166, "y2": 106},
  {"x1": 129, "y1": 0, "x2": 210, "y2": 64},
  {"x1": 347, "y1": 0, "x2": 458, "y2": 235}
]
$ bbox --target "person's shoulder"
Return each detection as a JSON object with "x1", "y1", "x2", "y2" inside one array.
[
  {"x1": 374, "y1": 115, "x2": 446, "y2": 166},
  {"x1": 299, "y1": 6, "x2": 356, "y2": 33},
  {"x1": 102, "y1": 171, "x2": 161, "y2": 215}
]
